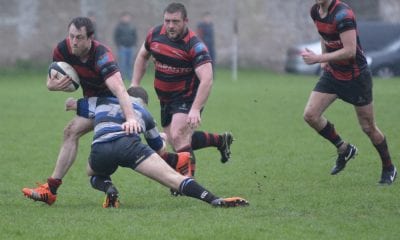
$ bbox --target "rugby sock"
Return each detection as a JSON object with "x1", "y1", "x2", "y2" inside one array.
[
  {"x1": 178, "y1": 178, "x2": 218, "y2": 204},
  {"x1": 90, "y1": 175, "x2": 113, "y2": 193},
  {"x1": 318, "y1": 121, "x2": 344, "y2": 148},
  {"x1": 191, "y1": 131, "x2": 220, "y2": 150},
  {"x1": 373, "y1": 137, "x2": 393, "y2": 170},
  {"x1": 47, "y1": 178, "x2": 62, "y2": 195},
  {"x1": 177, "y1": 146, "x2": 196, "y2": 176},
  {"x1": 161, "y1": 152, "x2": 178, "y2": 169}
]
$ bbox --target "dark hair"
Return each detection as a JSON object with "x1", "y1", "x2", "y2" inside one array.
[
  {"x1": 68, "y1": 17, "x2": 95, "y2": 38},
  {"x1": 127, "y1": 86, "x2": 149, "y2": 105},
  {"x1": 164, "y1": 2, "x2": 187, "y2": 19}
]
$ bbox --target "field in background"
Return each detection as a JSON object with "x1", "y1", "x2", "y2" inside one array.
[{"x1": 0, "y1": 68, "x2": 399, "y2": 239}]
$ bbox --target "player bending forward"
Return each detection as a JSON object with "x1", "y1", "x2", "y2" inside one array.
[{"x1": 63, "y1": 87, "x2": 248, "y2": 208}]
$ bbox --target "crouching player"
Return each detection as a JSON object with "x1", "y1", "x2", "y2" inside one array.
[{"x1": 70, "y1": 86, "x2": 249, "y2": 208}]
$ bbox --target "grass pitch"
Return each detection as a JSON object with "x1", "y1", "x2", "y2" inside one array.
[{"x1": 1, "y1": 68, "x2": 399, "y2": 239}]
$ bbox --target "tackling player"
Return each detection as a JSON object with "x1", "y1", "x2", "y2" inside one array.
[{"x1": 73, "y1": 86, "x2": 249, "y2": 208}]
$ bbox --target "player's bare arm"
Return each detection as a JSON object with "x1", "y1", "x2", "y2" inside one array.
[
  {"x1": 187, "y1": 62, "x2": 213, "y2": 127},
  {"x1": 131, "y1": 43, "x2": 151, "y2": 87},
  {"x1": 105, "y1": 72, "x2": 141, "y2": 134}
]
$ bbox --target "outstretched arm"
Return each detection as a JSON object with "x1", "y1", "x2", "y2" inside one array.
[
  {"x1": 65, "y1": 97, "x2": 97, "y2": 119},
  {"x1": 106, "y1": 72, "x2": 141, "y2": 134}
]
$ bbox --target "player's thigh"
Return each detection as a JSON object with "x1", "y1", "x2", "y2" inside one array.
[
  {"x1": 304, "y1": 91, "x2": 337, "y2": 117},
  {"x1": 170, "y1": 113, "x2": 194, "y2": 138},
  {"x1": 135, "y1": 153, "x2": 185, "y2": 189},
  {"x1": 169, "y1": 113, "x2": 194, "y2": 149}
]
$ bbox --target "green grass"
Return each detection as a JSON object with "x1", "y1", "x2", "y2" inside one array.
[{"x1": 1, "y1": 68, "x2": 399, "y2": 239}]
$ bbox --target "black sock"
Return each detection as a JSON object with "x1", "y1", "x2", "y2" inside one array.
[
  {"x1": 178, "y1": 178, "x2": 218, "y2": 204},
  {"x1": 191, "y1": 131, "x2": 220, "y2": 150},
  {"x1": 318, "y1": 121, "x2": 344, "y2": 148},
  {"x1": 373, "y1": 137, "x2": 393, "y2": 170},
  {"x1": 47, "y1": 178, "x2": 62, "y2": 195},
  {"x1": 90, "y1": 175, "x2": 113, "y2": 193}
]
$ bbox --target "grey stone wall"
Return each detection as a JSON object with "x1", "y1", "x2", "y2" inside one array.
[
  {"x1": 0, "y1": 0, "x2": 399, "y2": 72},
  {"x1": 379, "y1": 0, "x2": 400, "y2": 23}
]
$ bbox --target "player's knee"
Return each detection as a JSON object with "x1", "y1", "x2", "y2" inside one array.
[
  {"x1": 303, "y1": 110, "x2": 317, "y2": 125},
  {"x1": 360, "y1": 124, "x2": 374, "y2": 137},
  {"x1": 170, "y1": 134, "x2": 192, "y2": 151},
  {"x1": 169, "y1": 132, "x2": 178, "y2": 143},
  {"x1": 63, "y1": 124, "x2": 79, "y2": 140},
  {"x1": 63, "y1": 122, "x2": 86, "y2": 140},
  {"x1": 169, "y1": 130, "x2": 183, "y2": 146},
  {"x1": 89, "y1": 176, "x2": 96, "y2": 188},
  {"x1": 86, "y1": 163, "x2": 95, "y2": 176}
]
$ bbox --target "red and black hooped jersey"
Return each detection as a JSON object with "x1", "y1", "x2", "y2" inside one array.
[
  {"x1": 311, "y1": 0, "x2": 368, "y2": 80},
  {"x1": 53, "y1": 38, "x2": 119, "y2": 97},
  {"x1": 144, "y1": 25, "x2": 212, "y2": 103}
]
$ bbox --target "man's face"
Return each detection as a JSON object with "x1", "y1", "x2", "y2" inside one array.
[
  {"x1": 68, "y1": 24, "x2": 91, "y2": 57},
  {"x1": 163, "y1": 11, "x2": 187, "y2": 40}
]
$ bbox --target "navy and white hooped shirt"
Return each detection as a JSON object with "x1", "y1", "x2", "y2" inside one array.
[{"x1": 76, "y1": 97, "x2": 163, "y2": 151}]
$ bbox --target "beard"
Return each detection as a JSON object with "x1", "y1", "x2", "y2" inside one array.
[
  {"x1": 71, "y1": 44, "x2": 90, "y2": 58},
  {"x1": 167, "y1": 27, "x2": 187, "y2": 41},
  {"x1": 71, "y1": 48, "x2": 79, "y2": 56},
  {"x1": 167, "y1": 31, "x2": 180, "y2": 41}
]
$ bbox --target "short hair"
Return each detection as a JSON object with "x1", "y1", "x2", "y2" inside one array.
[
  {"x1": 127, "y1": 86, "x2": 149, "y2": 105},
  {"x1": 68, "y1": 17, "x2": 95, "y2": 38},
  {"x1": 164, "y1": 2, "x2": 187, "y2": 19}
]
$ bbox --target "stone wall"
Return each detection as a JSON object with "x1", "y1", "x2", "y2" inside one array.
[
  {"x1": 0, "y1": 0, "x2": 399, "y2": 72},
  {"x1": 379, "y1": 0, "x2": 400, "y2": 23}
]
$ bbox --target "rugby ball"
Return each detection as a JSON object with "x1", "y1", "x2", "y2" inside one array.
[{"x1": 48, "y1": 61, "x2": 80, "y2": 92}]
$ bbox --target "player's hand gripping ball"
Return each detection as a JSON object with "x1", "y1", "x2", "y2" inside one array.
[{"x1": 48, "y1": 61, "x2": 80, "y2": 92}]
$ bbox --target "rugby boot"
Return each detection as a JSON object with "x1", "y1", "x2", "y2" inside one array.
[
  {"x1": 379, "y1": 166, "x2": 397, "y2": 185},
  {"x1": 22, "y1": 183, "x2": 57, "y2": 206},
  {"x1": 103, "y1": 186, "x2": 120, "y2": 208},
  {"x1": 211, "y1": 197, "x2": 249, "y2": 208},
  {"x1": 331, "y1": 144, "x2": 358, "y2": 175},
  {"x1": 218, "y1": 132, "x2": 234, "y2": 163}
]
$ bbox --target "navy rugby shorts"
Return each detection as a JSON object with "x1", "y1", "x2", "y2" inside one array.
[{"x1": 89, "y1": 136, "x2": 155, "y2": 176}]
